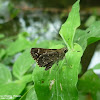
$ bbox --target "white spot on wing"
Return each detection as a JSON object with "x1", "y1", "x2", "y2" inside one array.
[{"x1": 38, "y1": 49, "x2": 40, "y2": 53}]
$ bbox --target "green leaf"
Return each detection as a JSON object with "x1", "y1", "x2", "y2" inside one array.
[
  {"x1": 0, "y1": 63, "x2": 12, "y2": 84},
  {"x1": 21, "y1": 74, "x2": 32, "y2": 83},
  {"x1": 74, "y1": 21, "x2": 100, "y2": 51},
  {"x1": 85, "y1": 15, "x2": 96, "y2": 27},
  {"x1": 7, "y1": 37, "x2": 33, "y2": 56},
  {"x1": 87, "y1": 37, "x2": 100, "y2": 45},
  {"x1": 86, "y1": 21, "x2": 100, "y2": 45},
  {"x1": 32, "y1": 43, "x2": 83, "y2": 100},
  {"x1": 79, "y1": 92, "x2": 88, "y2": 100},
  {"x1": 0, "y1": 81, "x2": 26, "y2": 100},
  {"x1": 92, "y1": 63, "x2": 100, "y2": 70},
  {"x1": 0, "y1": 49, "x2": 5, "y2": 60},
  {"x1": 0, "y1": 36, "x2": 15, "y2": 47},
  {"x1": 78, "y1": 70, "x2": 100, "y2": 100},
  {"x1": 25, "y1": 86, "x2": 38, "y2": 100},
  {"x1": 32, "y1": 1, "x2": 83, "y2": 100},
  {"x1": 0, "y1": 34, "x2": 5, "y2": 39},
  {"x1": 59, "y1": 0, "x2": 80, "y2": 49},
  {"x1": 74, "y1": 29, "x2": 87, "y2": 51},
  {"x1": 13, "y1": 49, "x2": 34, "y2": 79}
]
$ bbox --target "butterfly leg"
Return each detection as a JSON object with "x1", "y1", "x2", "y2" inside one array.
[{"x1": 45, "y1": 66, "x2": 52, "y2": 70}]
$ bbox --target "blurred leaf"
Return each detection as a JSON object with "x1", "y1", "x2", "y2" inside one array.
[
  {"x1": 87, "y1": 37, "x2": 100, "y2": 45},
  {"x1": 13, "y1": 49, "x2": 34, "y2": 79},
  {"x1": 32, "y1": 44, "x2": 83, "y2": 100},
  {"x1": 7, "y1": 37, "x2": 33, "y2": 56},
  {"x1": 21, "y1": 74, "x2": 32, "y2": 83},
  {"x1": 0, "y1": 36, "x2": 15, "y2": 47},
  {"x1": 0, "y1": 34, "x2": 5, "y2": 39},
  {"x1": 79, "y1": 92, "x2": 88, "y2": 100},
  {"x1": 59, "y1": 0, "x2": 80, "y2": 49},
  {"x1": 74, "y1": 21, "x2": 100, "y2": 51},
  {"x1": 78, "y1": 69, "x2": 100, "y2": 100},
  {"x1": 33, "y1": 40, "x2": 64, "y2": 49},
  {"x1": 92, "y1": 63, "x2": 100, "y2": 70},
  {"x1": 25, "y1": 86, "x2": 38, "y2": 100},
  {"x1": 0, "y1": 81, "x2": 26, "y2": 100},
  {"x1": 2, "y1": 56, "x2": 13, "y2": 65},
  {"x1": 86, "y1": 21, "x2": 100, "y2": 45},
  {"x1": 0, "y1": 63, "x2": 12, "y2": 84},
  {"x1": 85, "y1": 15, "x2": 96, "y2": 27},
  {"x1": 8, "y1": 3, "x2": 19, "y2": 18},
  {"x1": 0, "y1": 1, "x2": 19, "y2": 24},
  {"x1": 50, "y1": 44, "x2": 65, "y2": 49},
  {"x1": 18, "y1": 32, "x2": 30, "y2": 38},
  {"x1": 0, "y1": 49, "x2": 5, "y2": 60}
]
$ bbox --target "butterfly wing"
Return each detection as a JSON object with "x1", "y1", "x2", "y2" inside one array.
[
  {"x1": 37, "y1": 51, "x2": 59, "y2": 70},
  {"x1": 31, "y1": 47, "x2": 67, "y2": 70},
  {"x1": 31, "y1": 48, "x2": 59, "y2": 70},
  {"x1": 31, "y1": 48, "x2": 57, "y2": 60},
  {"x1": 31, "y1": 48, "x2": 45, "y2": 60}
]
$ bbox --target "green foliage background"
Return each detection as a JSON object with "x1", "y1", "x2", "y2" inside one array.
[{"x1": 0, "y1": 0, "x2": 100, "y2": 100}]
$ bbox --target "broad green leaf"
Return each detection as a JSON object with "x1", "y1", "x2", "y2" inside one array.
[
  {"x1": 0, "y1": 81, "x2": 26, "y2": 100},
  {"x1": 74, "y1": 21, "x2": 100, "y2": 51},
  {"x1": 13, "y1": 49, "x2": 34, "y2": 79},
  {"x1": 32, "y1": 43, "x2": 83, "y2": 100},
  {"x1": 32, "y1": 1, "x2": 82, "y2": 100},
  {"x1": 59, "y1": 0, "x2": 80, "y2": 49},
  {"x1": 7, "y1": 37, "x2": 34, "y2": 56},
  {"x1": 78, "y1": 70, "x2": 100, "y2": 100},
  {"x1": 0, "y1": 63, "x2": 12, "y2": 84}
]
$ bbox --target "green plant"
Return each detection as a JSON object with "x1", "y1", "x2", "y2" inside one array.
[{"x1": 0, "y1": 0, "x2": 100, "y2": 100}]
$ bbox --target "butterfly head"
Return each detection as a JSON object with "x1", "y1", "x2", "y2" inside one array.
[{"x1": 62, "y1": 47, "x2": 68, "y2": 53}]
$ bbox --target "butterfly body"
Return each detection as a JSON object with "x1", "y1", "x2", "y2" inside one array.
[{"x1": 31, "y1": 47, "x2": 67, "y2": 70}]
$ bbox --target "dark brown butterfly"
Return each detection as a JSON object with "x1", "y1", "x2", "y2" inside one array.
[{"x1": 30, "y1": 47, "x2": 67, "y2": 70}]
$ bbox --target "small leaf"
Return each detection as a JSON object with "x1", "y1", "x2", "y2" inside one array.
[
  {"x1": 74, "y1": 21, "x2": 100, "y2": 51},
  {"x1": 59, "y1": 0, "x2": 80, "y2": 49}
]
